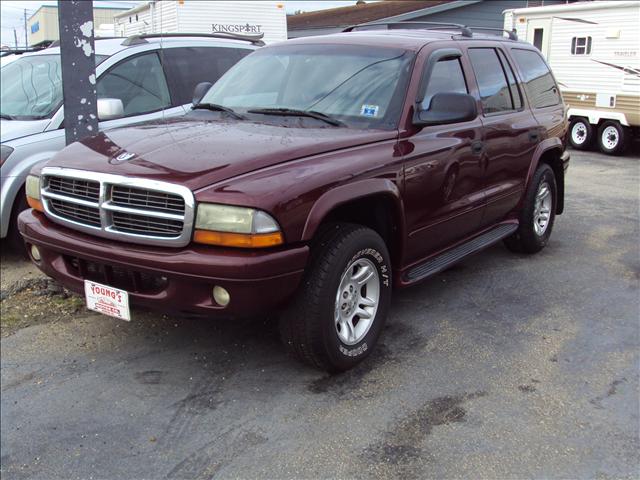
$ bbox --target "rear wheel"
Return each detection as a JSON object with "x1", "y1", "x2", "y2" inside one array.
[
  {"x1": 279, "y1": 223, "x2": 392, "y2": 372},
  {"x1": 568, "y1": 117, "x2": 593, "y2": 150},
  {"x1": 597, "y1": 120, "x2": 628, "y2": 156},
  {"x1": 504, "y1": 164, "x2": 557, "y2": 254}
]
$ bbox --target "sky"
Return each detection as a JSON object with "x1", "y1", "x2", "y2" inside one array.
[{"x1": 0, "y1": 1, "x2": 362, "y2": 47}]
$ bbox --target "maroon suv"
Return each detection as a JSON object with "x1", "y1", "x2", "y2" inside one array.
[{"x1": 19, "y1": 24, "x2": 569, "y2": 372}]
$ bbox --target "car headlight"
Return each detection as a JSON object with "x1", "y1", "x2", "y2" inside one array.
[
  {"x1": 0, "y1": 145, "x2": 14, "y2": 166},
  {"x1": 193, "y1": 203, "x2": 283, "y2": 248},
  {"x1": 25, "y1": 174, "x2": 44, "y2": 212}
]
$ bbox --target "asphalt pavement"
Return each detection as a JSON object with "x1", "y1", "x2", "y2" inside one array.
[{"x1": 1, "y1": 149, "x2": 638, "y2": 479}]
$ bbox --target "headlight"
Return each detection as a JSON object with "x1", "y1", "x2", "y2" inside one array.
[
  {"x1": 25, "y1": 175, "x2": 44, "y2": 212},
  {"x1": 193, "y1": 203, "x2": 283, "y2": 248},
  {"x1": 0, "y1": 145, "x2": 14, "y2": 166}
]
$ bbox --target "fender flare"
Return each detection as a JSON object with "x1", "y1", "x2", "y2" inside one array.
[
  {"x1": 301, "y1": 178, "x2": 406, "y2": 244},
  {"x1": 525, "y1": 137, "x2": 566, "y2": 214}
]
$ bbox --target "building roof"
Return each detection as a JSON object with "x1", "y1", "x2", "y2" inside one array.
[{"x1": 287, "y1": 0, "x2": 458, "y2": 30}]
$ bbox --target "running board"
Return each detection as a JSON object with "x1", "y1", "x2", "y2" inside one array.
[{"x1": 404, "y1": 223, "x2": 518, "y2": 283}]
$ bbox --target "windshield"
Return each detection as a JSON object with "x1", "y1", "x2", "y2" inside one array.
[
  {"x1": 1, "y1": 54, "x2": 107, "y2": 120},
  {"x1": 200, "y1": 44, "x2": 414, "y2": 129}
]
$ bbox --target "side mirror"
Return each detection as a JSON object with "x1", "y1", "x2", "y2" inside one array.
[
  {"x1": 97, "y1": 98, "x2": 124, "y2": 121},
  {"x1": 414, "y1": 92, "x2": 477, "y2": 126},
  {"x1": 192, "y1": 82, "x2": 212, "y2": 106}
]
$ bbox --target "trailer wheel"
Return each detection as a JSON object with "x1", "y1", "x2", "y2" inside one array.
[
  {"x1": 597, "y1": 121, "x2": 628, "y2": 156},
  {"x1": 568, "y1": 117, "x2": 593, "y2": 150}
]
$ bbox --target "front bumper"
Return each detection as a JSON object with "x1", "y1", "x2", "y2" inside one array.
[{"x1": 18, "y1": 209, "x2": 309, "y2": 317}]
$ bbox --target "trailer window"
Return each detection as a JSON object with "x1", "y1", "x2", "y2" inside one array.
[{"x1": 571, "y1": 37, "x2": 592, "y2": 55}]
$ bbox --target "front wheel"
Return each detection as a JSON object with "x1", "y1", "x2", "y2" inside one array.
[
  {"x1": 568, "y1": 117, "x2": 593, "y2": 150},
  {"x1": 279, "y1": 223, "x2": 392, "y2": 372},
  {"x1": 504, "y1": 164, "x2": 557, "y2": 254},
  {"x1": 597, "y1": 121, "x2": 628, "y2": 156}
]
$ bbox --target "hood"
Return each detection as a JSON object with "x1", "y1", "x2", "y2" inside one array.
[
  {"x1": 1, "y1": 118, "x2": 51, "y2": 143},
  {"x1": 44, "y1": 117, "x2": 396, "y2": 191}
]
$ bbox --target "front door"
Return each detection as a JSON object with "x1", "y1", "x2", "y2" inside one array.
[{"x1": 402, "y1": 49, "x2": 485, "y2": 265}]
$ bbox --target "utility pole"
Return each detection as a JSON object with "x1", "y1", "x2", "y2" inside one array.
[
  {"x1": 13, "y1": 28, "x2": 18, "y2": 49},
  {"x1": 58, "y1": 1, "x2": 98, "y2": 145},
  {"x1": 23, "y1": 9, "x2": 28, "y2": 48}
]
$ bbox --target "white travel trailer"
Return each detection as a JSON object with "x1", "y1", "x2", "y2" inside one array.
[
  {"x1": 114, "y1": 1, "x2": 287, "y2": 44},
  {"x1": 504, "y1": 1, "x2": 640, "y2": 155}
]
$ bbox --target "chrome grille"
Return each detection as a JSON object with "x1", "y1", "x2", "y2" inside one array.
[
  {"x1": 112, "y1": 211, "x2": 183, "y2": 236},
  {"x1": 48, "y1": 176, "x2": 100, "y2": 202},
  {"x1": 49, "y1": 199, "x2": 101, "y2": 227},
  {"x1": 110, "y1": 185, "x2": 185, "y2": 214},
  {"x1": 41, "y1": 168, "x2": 195, "y2": 247}
]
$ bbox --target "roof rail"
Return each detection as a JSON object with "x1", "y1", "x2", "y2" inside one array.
[
  {"x1": 121, "y1": 32, "x2": 265, "y2": 47},
  {"x1": 467, "y1": 26, "x2": 518, "y2": 40},
  {"x1": 343, "y1": 21, "x2": 473, "y2": 38},
  {"x1": 343, "y1": 21, "x2": 519, "y2": 41}
]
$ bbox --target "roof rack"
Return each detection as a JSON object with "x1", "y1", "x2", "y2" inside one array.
[
  {"x1": 343, "y1": 21, "x2": 473, "y2": 37},
  {"x1": 467, "y1": 27, "x2": 518, "y2": 41},
  {"x1": 342, "y1": 21, "x2": 518, "y2": 40},
  {"x1": 121, "y1": 32, "x2": 265, "y2": 47}
]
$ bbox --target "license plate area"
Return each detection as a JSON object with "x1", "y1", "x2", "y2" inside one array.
[{"x1": 84, "y1": 280, "x2": 131, "y2": 321}]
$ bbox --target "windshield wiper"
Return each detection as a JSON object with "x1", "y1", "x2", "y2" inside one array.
[
  {"x1": 0, "y1": 114, "x2": 16, "y2": 120},
  {"x1": 192, "y1": 103, "x2": 246, "y2": 120},
  {"x1": 247, "y1": 108, "x2": 344, "y2": 127}
]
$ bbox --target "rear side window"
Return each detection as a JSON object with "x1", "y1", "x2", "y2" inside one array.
[
  {"x1": 422, "y1": 58, "x2": 467, "y2": 108},
  {"x1": 496, "y1": 49, "x2": 522, "y2": 110},
  {"x1": 511, "y1": 49, "x2": 561, "y2": 108},
  {"x1": 161, "y1": 47, "x2": 251, "y2": 106},
  {"x1": 468, "y1": 48, "x2": 514, "y2": 114}
]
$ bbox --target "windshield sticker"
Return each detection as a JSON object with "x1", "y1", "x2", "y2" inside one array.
[{"x1": 360, "y1": 105, "x2": 379, "y2": 117}]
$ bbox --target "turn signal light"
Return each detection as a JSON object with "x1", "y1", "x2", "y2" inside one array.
[
  {"x1": 27, "y1": 196, "x2": 44, "y2": 212},
  {"x1": 193, "y1": 230, "x2": 283, "y2": 248}
]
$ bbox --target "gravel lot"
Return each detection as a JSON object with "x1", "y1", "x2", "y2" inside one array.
[{"x1": 1, "y1": 149, "x2": 638, "y2": 479}]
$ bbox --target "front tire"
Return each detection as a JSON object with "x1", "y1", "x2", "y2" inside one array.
[
  {"x1": 279, "y1": 223, "x2": 392, "y2": 372},
  {"x1": 504, "y1": 164, "x2": 557, "y2": 254},
  {"x1": 568, "y1": 117, "x2": 593, "y2": 150},
  {"x1": 597, "y1": 121, "x2": 628, "y2": 156},
  {"x1": 3, "y1": 187, "x2": 28, "y2": 256}
]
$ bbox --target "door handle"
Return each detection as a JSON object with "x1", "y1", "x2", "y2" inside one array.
[
  {"x1": 471, "y1": 140, "x2": 484, "y2": 155},
  {"x1": 529, "y1": 130, "x2": 539, "y2": 142}
]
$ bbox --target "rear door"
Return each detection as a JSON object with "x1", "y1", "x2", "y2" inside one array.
[{"x1": 464, "y1": 45, "x2": 539, "y2": 227}]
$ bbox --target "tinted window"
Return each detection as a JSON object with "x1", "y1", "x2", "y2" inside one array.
[
  {"x1": 511, "y1": 49, "x2": 561, "y2": 108},
  {"x1": 202, "y1": 45, "x2": 414, "y2": 130},
  {"x1": 0, "y1": 54, "x2": 107, "y2": 120},
  {"x1": 468, "y1": 48, "x2": 513, "y2": 114},
  {"x1": 422, "y1": 58, "x2": 467, "y2": 108},
  {"x1": 496, "y1": 49, "x2": 522, "y2": 110},
  {"x1": 161, "y1": 47, "x2": 251, "y2": 106},
  {"x1": 97, "y1": 52, "x2": 171, "y2": 117}
]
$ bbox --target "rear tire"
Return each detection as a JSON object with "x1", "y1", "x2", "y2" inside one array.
[
  {"x1": 568, "y1": 117, "x2": 593, "y2": 150},
  {"x1": 597, "y1": 120, "x2": 628, "y2": 156},
  {"x1": 279, "y1": 223, "x2": 392, "y2": 372},
  {"x1": 504, "y1": 164, "x2": 557, "y2": 254}
]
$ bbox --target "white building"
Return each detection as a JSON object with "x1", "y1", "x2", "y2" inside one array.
[{"x1": 114, "y1": 1, "x2": 287, "y2": 44}]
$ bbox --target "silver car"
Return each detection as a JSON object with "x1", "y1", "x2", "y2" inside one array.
[{"x1": 1, "y1": 34, "x2": 258, "y2": 247}]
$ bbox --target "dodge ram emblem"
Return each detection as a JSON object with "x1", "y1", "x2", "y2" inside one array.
[{"x1": 115, "y1": 152, "x2": 135, "y2": 162}]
